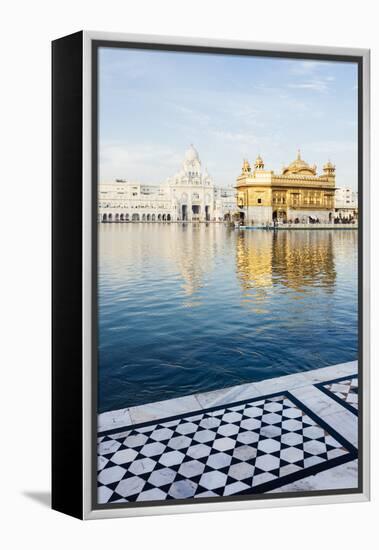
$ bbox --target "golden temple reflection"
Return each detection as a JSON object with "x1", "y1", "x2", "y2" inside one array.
[
  {"x1": 236, "y1": 230, "x2": 336, "y2": 302},
  {"x1": 271, "y1": 231, "x2": 336, "y2": 291},
  {"x1": 236, "y1": 231, "x2": 273, "y2": 293},
  {"x1": 101, "y1": 224, "x2": 338, "y2": 315}
]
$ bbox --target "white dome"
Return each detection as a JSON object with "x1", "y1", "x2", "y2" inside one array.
[{"x1": 184, "y1": 144, "x2": 200, "y2": 163}]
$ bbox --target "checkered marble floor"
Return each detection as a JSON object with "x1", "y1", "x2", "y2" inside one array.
[
  {"x1": 316, "y1": 375, "x2": 358, "y2": 415},
  {"x1": 97, "y1": 391, "x2": 357, "y2": 504}
]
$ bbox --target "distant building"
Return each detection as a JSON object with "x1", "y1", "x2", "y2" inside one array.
[
  {"x1": 214, "y1": 186, "x2": 236, "y2": 221},
  {"x1": 98, "y1": 180, "x2": 175, "y2": 222},
  {"x1": 98, "y1": 145, "x2": 236, "y2": 222},
  {"x1": 235, "y1": 151, "x2": 336, "y2": 225},
  {"x1": 335, "y1": 186, "x2": 358, "y2": 222}
]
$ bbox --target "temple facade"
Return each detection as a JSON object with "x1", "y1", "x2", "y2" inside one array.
[
  {"x1": 235, "y1": 152, "x2": 336, "y2": 225},
  {"x1": 98, "y1": 146, "x2": 236, "y2": 222},
  {"x1": 165, "y1": 144, "x2": 214, "y2": 221}
]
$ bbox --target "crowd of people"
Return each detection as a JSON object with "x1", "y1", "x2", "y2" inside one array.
[
  {"x1": 259, "y1": 215, "x2": 357, "y2": 228},
  {"x1": 334, "y1": 215, "x2": 356, "y2": 224}
]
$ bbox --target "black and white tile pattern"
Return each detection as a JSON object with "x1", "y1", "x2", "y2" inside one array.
[
  {"x1": 316, "y1": 375, "x2": 358, "y2": 415},
  {"x1": 97, "y1": 391, "x2": 357, "y2": 504}
]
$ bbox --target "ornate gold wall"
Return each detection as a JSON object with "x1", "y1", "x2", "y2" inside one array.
[{"x1": 236, "y1": 152, "x2": 336, "y2": 223}]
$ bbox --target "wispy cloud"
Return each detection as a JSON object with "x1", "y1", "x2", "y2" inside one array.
[
  {"x1": 100, "y1": 142, "x2": 183, "y2": 184},
  {"x1": 99, "y1": 49, "x2": 358, "y2": 189},
  {"x1": 287, "y1": 60, "x2": 336, "y2": 75},
  {"x1": 288, "y1": 79, "x2": 330, "y2": 93},
  {"x1": 307, "y1": 140, "x2": 357, "y2": 154},
  {"x1": 169, "y1": 103, "x2": 211, "y2": 127},
  {"x1": 285, "y1": 59, "x2": 337, "y2": 93}
]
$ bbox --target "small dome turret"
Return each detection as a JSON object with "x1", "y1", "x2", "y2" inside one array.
[
  {"x1": 241, "y1": 159, "x2": 251, "y2": 174},
  {"x1": 184, "y1": 144, "x2": 200, "y2": 163},
  {"x1": 255, "y1": 155, "x2": 264, "y2": 170},
  {"x1": 323, "y1": 160, "x2": 335, "y2": 173}
]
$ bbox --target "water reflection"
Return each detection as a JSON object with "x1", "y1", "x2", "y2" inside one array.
[
  {"x1": 236, "y1": 230, "x2": 337, "y2": 300},
  {"x1": 98, "y1": 224, "x2": 358, "y2": 412}
]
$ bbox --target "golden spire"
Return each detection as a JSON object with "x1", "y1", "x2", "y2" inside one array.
[
  {"x1": 242, "y1": 159, "x2": 251, "y2": 174},
  {"x1": 255, "y1": 154, "x2": 264, "y2": 169}
]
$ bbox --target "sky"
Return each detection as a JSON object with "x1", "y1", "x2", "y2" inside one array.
[{"x1": 99, "y1": 47, "x2": 358, "y2": 190}]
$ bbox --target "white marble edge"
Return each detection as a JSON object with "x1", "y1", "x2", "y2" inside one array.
[
  {"x1": 288, "y1": 385, "x2": 358, "y2": 446},
  {"x1": 97, "y1": 361, "x2": 358, "y2": 432},
  {"x1": 269, "y1": 460, "x2": 358, "y2": 493},
  {"x1": 97, "y1": 408, "x2": 132, "y2": 432}
]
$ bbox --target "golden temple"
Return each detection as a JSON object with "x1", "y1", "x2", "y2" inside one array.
[{"x1": 236, "y1": 151, "x2": 336, "y2": 225}]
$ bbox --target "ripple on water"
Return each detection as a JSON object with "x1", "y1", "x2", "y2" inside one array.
[{"x1": 98, "y1": 225, "x2": 358, "y2": 412}]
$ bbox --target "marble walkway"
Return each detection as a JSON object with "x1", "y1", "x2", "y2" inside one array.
[{"x1": 97, "y1": 361, "x2": 359, "y2": 504}]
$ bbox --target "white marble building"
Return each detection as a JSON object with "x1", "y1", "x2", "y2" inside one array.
[
  {"x1": 214, "y1": 186, "x2": 236, "y2": 221},
  {"x1": 335, "y1": 186, "x2": 358, "y2": 221},
  {"x1": 98, "y1": 146, "x2": 236, "y2": 222},
  {"x1": 165, "y1": 145, "x2": 214, "y2": 221},
  {"x1": 98, "y1": 180, "x2": 176, "y2": 222}
]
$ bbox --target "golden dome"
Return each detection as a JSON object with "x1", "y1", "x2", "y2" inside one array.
[{"x1": 282, "y1": 150, "x2": 316, "y2": 176}]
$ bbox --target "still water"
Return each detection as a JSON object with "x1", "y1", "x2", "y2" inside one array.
[{"x1": 98, "y1": 224, "x2": 358, "y2": 413}]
